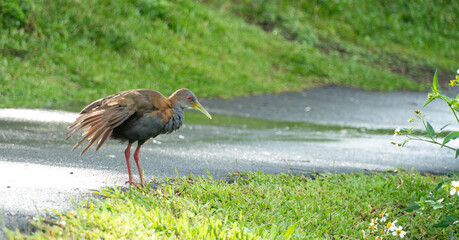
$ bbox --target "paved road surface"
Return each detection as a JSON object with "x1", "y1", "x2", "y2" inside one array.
[{"x1": 1, "y1": 87, "x2": 458, "y2": 237}]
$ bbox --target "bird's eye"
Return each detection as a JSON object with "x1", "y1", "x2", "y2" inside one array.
[{"x1": 186, "y1": 96, "x2": 192, "y2": 101}]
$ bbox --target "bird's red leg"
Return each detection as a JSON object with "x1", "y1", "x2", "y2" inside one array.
[
  {"x1": 133, "y1": 144, "x2": 146, "y2": 187},
  {"x1": 124, "y1": 143, "x2": 138, "y2": 187}
]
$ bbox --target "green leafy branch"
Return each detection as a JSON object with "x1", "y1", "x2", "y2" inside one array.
[
  {"x1": 404, "y1": 181, "x2": 458, "y2": 236},
  {"x1": 393, "y1": 70, "x2": 459, "y2": 158},
  {"x1": 394, "y1": 70, "x2": 459, "y2": 237}
]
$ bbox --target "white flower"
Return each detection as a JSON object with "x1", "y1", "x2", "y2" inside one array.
[
  {"x1": 457, "y1": 69, "x2": 459, "y2": 75},
  {"x1": 370, "y1": 218, "x2": 378, "y2": 231},
  {"x1": 394, "y1": 127, "x2": 401, "y2": 136},
  {"x1": 392, "y1": 225, "x2": 406, "y2": 238},
  {"x1": 450, "y1": 181, "x2": 459, "y2": 196},
  {"x1": 386, "y1": 220, "x2": 398, "y2": 233},
  {"x1": 370, "y1": 218, "x2": 378, "y2": 225},
  {"x1": 379, "y1": 211, "x2": 388, "y2": 223},
  {"x1": 380, "y1": 214, "x2": 388, "y2": 223}
]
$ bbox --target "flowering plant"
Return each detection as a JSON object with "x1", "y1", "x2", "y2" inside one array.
[
  {"x1": 362, "y1": 210, "x2": 407, "y2": 239},
  {"x1": 393, "y1": 70, "x2": 459, "y2": 237},
  {"x1": 393, "y1": 70, "x2": 459, "y2": 157}
]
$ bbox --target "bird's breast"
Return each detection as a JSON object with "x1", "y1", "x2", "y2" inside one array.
[{"x1": 162, "y1": 107, "x2": 184, "y2": 134}]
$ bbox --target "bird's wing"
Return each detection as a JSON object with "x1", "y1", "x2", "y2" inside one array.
[{"x1": 67, "y1": 91, "x2": 152, "y2": 155}]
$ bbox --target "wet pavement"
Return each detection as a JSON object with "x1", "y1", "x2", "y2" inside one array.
[{"x1": 1, "y1": 86, "x2": 458, "y2": 236}]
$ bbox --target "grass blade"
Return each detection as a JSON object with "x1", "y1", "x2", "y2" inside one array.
[{"x1": 284, "y1": 221, "x2": 299, "y2": 240}]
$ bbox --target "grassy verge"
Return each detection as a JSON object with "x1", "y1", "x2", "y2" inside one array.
[
  {"x1": 204, "y1": 0, "x2": 459, "y2": 76},
  {"x1": 1, "y1": 0, "x2": 458, "y2": 110},
  {"x1": 7, "y1": 170, "x2": 458, "y2": 239}
]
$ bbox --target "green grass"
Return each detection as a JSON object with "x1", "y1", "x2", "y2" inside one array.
[
  {"x1": 7, "y1": 170, "x2": 458, "y2": 239},
  {"x1": 2, "y1": 0, "x2": 457, "y2": 110},
  {"x1": 204, "y1": 0, "x2": 459, "y2": 77}
]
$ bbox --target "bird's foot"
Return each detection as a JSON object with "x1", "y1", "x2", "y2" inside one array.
[
  {"x1": 140, "y1": 179, "x2": 147, "y2": 188},
  {"x1": 125, "y1": 180, "x2": 147, "y2": 189},
  {"x1": 125, "y1": 180, "x2": 141, "y2": 188}
]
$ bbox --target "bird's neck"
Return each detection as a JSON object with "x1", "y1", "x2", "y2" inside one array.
[
  {"x1": 166, "y1": 94, "x2": 185, "y2": 110},
  {"x1": 173, "y1": 104, "x2": 184, "y2": 117}
]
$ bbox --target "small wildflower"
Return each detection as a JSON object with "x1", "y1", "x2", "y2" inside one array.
[
  {"x1": 378, "y1": 210, "x2": 388, "y2": 223},
  {"x1": 457, "y1": 69, "x2": 459, "y2": 75},
  {"x1": 450, "y1": 181, "x2": 459, "y2": 196},
  {"x1": 370, "y1": 218, "x2": 378, "y2": 232},
  {"x1": 379, "y1": 213, "x2": 388, "y2": 223},
  {"x1": 414, "y1": 110, "x2": 420, "y2": 114},
  {"x1": 394, "y1": 128, "x2": 401, "y2": 136},
  {"x1": 375, "y1": 237, "x2": 382, "y2": 240},
  {"x1": 370, "y1": 224, "x2": 378, "y2": 231},
  {"x1": 386, "y1": 220, "x2": 398, "y2": 233},
  {"x1": 386, "y1": 221, "x2": 392, "y2": 231},
  {"x1": 392, "y1": 226, "x2": 406, "y2": 238},
  {"x1": 371, "y1": 218, "x2": 378, "y2": 224},
  {"x1": 370, "y1": 218, "x2": 378, "y2": 228}
]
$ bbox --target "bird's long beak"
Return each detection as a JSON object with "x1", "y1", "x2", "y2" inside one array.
[{"x1": 192, "y1": 102, "x2": 212, "y2": 119}]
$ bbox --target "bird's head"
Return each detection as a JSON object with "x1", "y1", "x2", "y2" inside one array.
[{"x1": 170, "y1": 88, "x2": 212, "y2": 119}]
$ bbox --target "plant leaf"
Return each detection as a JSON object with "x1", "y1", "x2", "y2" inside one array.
[
  {"x1": 426, "y1": 122, "x2": 435, "y2": 138},
  {"x1": 431, "y1": 70, "x2": 439, "y2": 93},
  {"x1": 424, "y1": 97, "x2": 435, "y2": 107},
  {"x1": 434, "y1": 181, "x2": 447, "y2": 191},
  {"x1": 438, "y1": 94, "x2": 452, "y2": 104},
  {"x1": 433, "y1": 215, "x2": 457, "y2": 228},
  {"x1": 404, "y1": 203, "x2": 421, "y2": 212},
  {"x1": 442, "y1": 131, "x2": 459, "y2": 147},
  {"x1": 440, "y1": 124, "x2": 451, "y2": 131},
  {"x1": 401, "y1": 139, "x2": 409, "y2": 147},
  {"x1": 456, "y1": 149, "x2": 459, "y2": 158},
  {"x1": 431, "y1": 203, "x2": 444, "y2": 210}
]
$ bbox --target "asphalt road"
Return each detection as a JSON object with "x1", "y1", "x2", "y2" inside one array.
[{"x1": 1, "y1": 86, "x2": 458, "y2": 237}]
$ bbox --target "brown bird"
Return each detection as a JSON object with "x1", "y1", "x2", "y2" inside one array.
[{"x1": 67, "y1": 88, "x2": 211, "y2": 187}]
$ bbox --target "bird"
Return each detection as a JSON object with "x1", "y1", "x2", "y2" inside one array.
[{"x1": 66, "y1": 88, "x2": 212, "y2": 187}]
